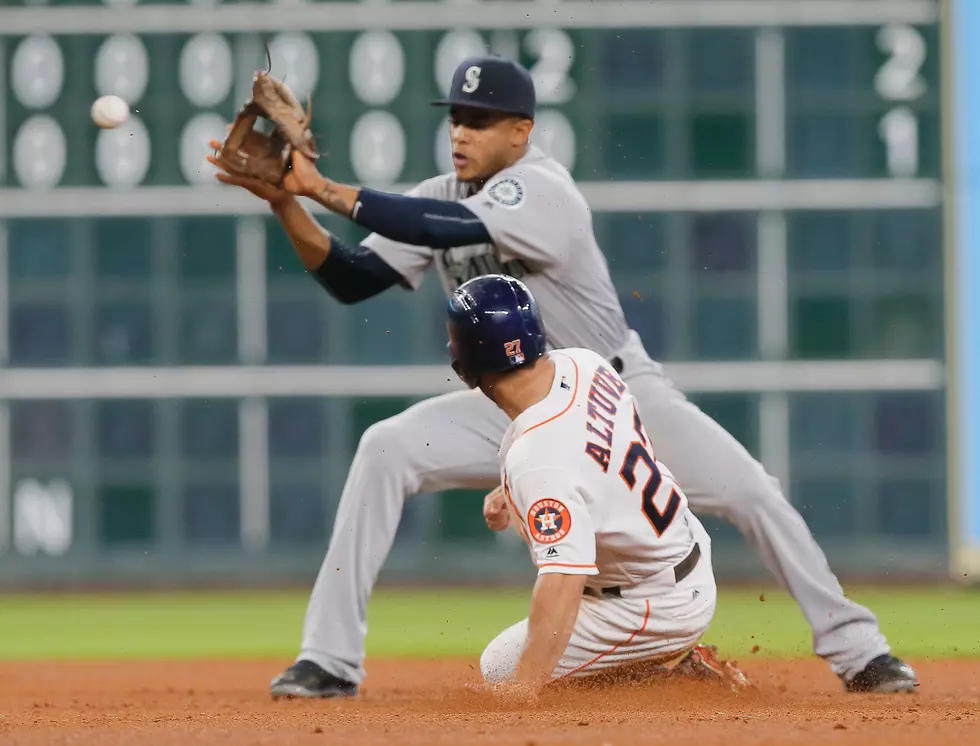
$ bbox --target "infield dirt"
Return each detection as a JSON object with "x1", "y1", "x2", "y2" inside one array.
[{"x1": 2, "y1": 658, "x2": 978, "y2": 745}]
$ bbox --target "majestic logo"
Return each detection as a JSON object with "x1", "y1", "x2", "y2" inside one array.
[
  {"x1": 486, "y1": 177, "x2": 525, "y2": 208},
  {"x1": 462, "y1": 65, "x2": 482, "y2": 93},
  {"x1": 528, "y1": 498, "x2": 571, "y2": 544}
]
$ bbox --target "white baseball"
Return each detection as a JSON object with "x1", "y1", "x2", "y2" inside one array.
[{"x1": 91, "y1": 95, "x2": 130, "y2": 129}]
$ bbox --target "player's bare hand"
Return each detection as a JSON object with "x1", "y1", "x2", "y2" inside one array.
[
  {"x1": 206, "y1": 138, "x2": 289, "y2": 206},
  {"x1": 282, "y1": 150, "x2": 327, "y2": 198},
  {"x1": 483, "y1": 485, "x2": 510, "y2": 531}
]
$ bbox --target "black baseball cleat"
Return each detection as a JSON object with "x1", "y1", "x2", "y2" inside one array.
[
  {"x1": 269, "y1": 660, "x2": 358, "y2": 699},
  {"x1": 843, "y1": 654, "x2": 919, "y2": 694}
]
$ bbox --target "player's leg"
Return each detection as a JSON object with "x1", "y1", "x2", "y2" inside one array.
[
  {"x1": 623, "y1": 364, "x2": 914, "y2": 689},
  {"x1": 272, "y1": 389, "x2": 509, "y2": 696},
  {"x1": 480, "y1": 598, "x2": 708, "y2": 687},
  {"x1": 481, "y1": 516, "x2": 717, "y2": 685}
]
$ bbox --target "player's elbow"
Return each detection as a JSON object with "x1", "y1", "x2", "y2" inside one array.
[
  {"x1": 324, "y1": 285, "x2": 367, "y2": 305},
  {"x1": 418, "y1": 223, "x2": 488, "y2": 250},
  {"x1": 310, "y1": 267, "x2": 371, "y2": 305},
  {"x1": 418, "y1": 207, "x2": 492, "y2": 249},
  {"x1": 309, "y1": 243, "x2": 402, "y2": 304},
  {"x1": 355, "y1": 415, "x2": 419, "y2": 483}
]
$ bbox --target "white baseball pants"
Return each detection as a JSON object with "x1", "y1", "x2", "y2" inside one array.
[
  {"x1": 480, "y1": 514, "x2": 718, "y2": 684},
  {"x1": 297, "y1": 331, "x2": 890, "y2": 684}
]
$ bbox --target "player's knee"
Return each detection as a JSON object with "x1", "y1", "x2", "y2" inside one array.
[
  {"x1": 480, "y1": 622, "x2": 527, "y2": 684},
  {"x1": 725, "y1": 469, "x2": 789, "y2": 519},
  {"x1": 357, "y1": 417, "x2": 410, "y2": 467},
  {"x1": 480, "y1": 641, "x2": 516, "y2": 685}
]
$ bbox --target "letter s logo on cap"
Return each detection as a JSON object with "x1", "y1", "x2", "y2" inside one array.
[{"x1": 462, "y1": 65, "x2": 481, "y2": 93}]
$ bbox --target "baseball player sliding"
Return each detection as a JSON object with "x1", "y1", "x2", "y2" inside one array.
[
  {"x1": 447, "y1": 273, "x2": 748, "y2": 694},
  {"x1": 207, "y1": 55, "x2": 918, "y2": 697}
]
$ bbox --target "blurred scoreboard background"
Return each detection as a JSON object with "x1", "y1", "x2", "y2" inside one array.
[{"x1": 0, "y1": 0, "x2": 965, "y2": 586}]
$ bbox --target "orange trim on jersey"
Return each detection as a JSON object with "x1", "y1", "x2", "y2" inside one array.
[
  {"x1": 556, "y1": 599, "x2": 652, "y2": 680},
  {"x1": 537, "y1": 562, "x2": 597, "y2": 570},
  {"x1": 522, "y1": 352, "x2": 580, "y2": 436}
]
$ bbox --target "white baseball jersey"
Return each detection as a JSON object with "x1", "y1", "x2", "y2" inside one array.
[
  {"x1": 302, "y1": 131, "x2": 887, "y2": 690},
  {"x1": 362, "y1": 145, "x2": 630, "y2": 358},
  {"x1": 498, "y1": 347, "x2": 697, "y2": 586}
]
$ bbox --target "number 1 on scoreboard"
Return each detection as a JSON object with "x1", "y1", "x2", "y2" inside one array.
[{"x1": 874, "y1": 24, "x2": 927, "y2": 179}]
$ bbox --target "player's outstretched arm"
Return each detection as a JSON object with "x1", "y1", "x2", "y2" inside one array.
[
  {"x1": 504, "y1": 572, "x2": 586, "y2": 695},
  {"x1": 497, "y1": 467, "x2": 600, "y2": 696},
  {"x1": 283, "y1": 152, "x2": 492, "y2": 249},
  {"x1": 270, "y1": 196, "x2": 332, "y2": 271},
  {"x1": 270, "y1": 200, "x2": 406, "y2": 305},
  {"x1": 268, "y1": 199, "x2": 403, "y2": 304},
  {"x1": 207, "y1": 142, "x2": 403, "y2": 305}
]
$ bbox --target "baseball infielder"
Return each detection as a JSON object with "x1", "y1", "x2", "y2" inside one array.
[
  {"x1": 446, "y1": 273, "x2": 748, "y2": 694},
  {"x1": 207, "y1": 55, "x2": 918, "y2": 696}
]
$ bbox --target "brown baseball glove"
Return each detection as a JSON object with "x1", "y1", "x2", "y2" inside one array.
[{"x1": 212, "y1": 70, "x2": 318, "y2": 187}]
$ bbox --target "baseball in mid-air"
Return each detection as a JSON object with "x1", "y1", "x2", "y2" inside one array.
[{"x1": 91, "y1": 95, "x2": 130, "y2": 129}]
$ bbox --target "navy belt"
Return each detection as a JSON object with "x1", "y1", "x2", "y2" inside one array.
[{"x1": 583, "y1": 542, "x2": 701, "y2": 599}]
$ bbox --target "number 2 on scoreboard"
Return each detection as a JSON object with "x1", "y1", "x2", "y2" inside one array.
[
  {"x1": 874, "y1": 24, "x2": 927, "y2": 179},
  {"x1": 618, "y1": 406, "x2": 681, "y2": 537}
]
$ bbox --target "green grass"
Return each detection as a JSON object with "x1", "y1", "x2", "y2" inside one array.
[{"x1": 1, "y1": 585, "x2": 977, "y2": 661}]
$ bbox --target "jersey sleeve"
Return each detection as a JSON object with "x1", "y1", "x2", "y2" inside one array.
[
  {"x1": 508, "y1": 466, "x2": 599, "y2": 576},
  {"x1": 459, "y1": 166, "x2": 574, "y2": 269},
  {"x1": 359, "y1": 180, "x2": 439, "y2": 291}
]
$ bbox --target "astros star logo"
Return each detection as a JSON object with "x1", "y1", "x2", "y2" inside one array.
[
  {"x1": 538, "y1": 511, "x2": 559, "y2": 532},
  {"x1": 528, "y1": 499, "x2": 571, "y2": 544}
]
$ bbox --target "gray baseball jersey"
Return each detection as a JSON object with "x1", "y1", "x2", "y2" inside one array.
[
  {"x1": 363, "y1": 145, "x2": 630, "y2": 358},
  {"x1": 294, "y1": 145, "x2": 892, "y2": 691}
]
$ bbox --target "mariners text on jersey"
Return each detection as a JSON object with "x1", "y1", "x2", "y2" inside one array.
[{"x1": 362, "y1": 146, "x2": 630, "y2": 358}]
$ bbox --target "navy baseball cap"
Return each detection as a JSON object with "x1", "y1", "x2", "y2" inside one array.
[{"x1": 432, "y1": 55, "x2": 536, "y2": 119}]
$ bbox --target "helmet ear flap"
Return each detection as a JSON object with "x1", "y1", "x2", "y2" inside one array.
[
  {"x1": 447, "y1": 323, "x2": 479, "y2": 389},
  {"x1": 451, "y1": 358, "x2": 479, "y2": 390}
]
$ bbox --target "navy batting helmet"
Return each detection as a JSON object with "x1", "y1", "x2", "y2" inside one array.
[{"x1": 447, "y1": 274, "x2": 547, "y2": 388}]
